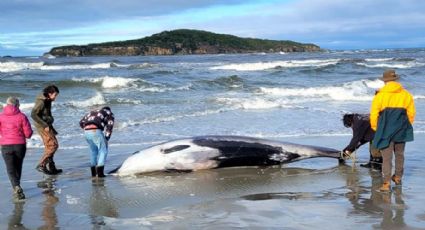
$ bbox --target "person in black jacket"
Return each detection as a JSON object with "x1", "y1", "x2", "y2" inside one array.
[
  {"x1": 342, "y1": 113, "x2": 382, "y2": 170},
  {"x1": 79, "y1": 107, "x2": 114, "y2": 177}
]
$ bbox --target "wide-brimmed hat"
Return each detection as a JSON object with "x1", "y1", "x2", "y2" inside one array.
[{"x1": 380, "y1": 69, "x2": 400, "y2": 82}]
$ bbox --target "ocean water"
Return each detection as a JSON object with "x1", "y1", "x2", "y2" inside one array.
[{"x1": 0, "y1": 49, "x2": 424, "y2": 229}]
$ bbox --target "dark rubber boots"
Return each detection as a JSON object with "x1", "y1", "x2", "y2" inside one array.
[
  {"x1": 91, "y1": 166, "x2": 106, "y2": 178},
  {"x1": 360, "y1": 155, "x2": 382, "y2": 171},
  {"x1": 36, "y1": 157, "x2": 62, "y2": 175}
]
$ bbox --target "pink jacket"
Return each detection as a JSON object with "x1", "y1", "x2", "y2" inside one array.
[{"x1": 0, "y1": 105, "x2": 33, "y2": 145}]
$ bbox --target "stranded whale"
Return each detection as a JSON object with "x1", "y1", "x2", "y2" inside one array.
[{"x1": 111, "y1": 135, "x2": 341, "y2": 176}]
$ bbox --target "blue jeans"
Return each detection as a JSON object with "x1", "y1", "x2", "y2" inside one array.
[{"x1": 84, "y1": 129, "x2": 108, "y2": 167}]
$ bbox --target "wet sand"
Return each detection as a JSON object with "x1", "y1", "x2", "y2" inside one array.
[{"x1": 1, "y1": 133, "x2": 425, "y2": 229}]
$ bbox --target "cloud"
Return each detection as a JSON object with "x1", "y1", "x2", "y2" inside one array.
[
  {"x1": 193, "y1": 0, "x2": 425, "y2": 48},
  {"x1": 1, "y1": 0, "x2": 425, "y2": 55},
  {"x1": 0, "y1": 0, "x2": 251, "y2": 33}
]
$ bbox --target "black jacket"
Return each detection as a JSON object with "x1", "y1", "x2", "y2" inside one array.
[
  {"x1": 344, "y1": 114, "x2": 375, "y2": 152},
  {"x1": 79, "y1": 108, "x2": 114, "y2": 140}
]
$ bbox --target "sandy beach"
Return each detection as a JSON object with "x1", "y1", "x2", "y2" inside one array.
[{"x1": 1, "y1": 133, "x2": 424, "y2": 229}]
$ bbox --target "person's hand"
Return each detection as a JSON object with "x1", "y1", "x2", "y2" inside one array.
[
  {"x1": 341, "y1": 150, "x2": 352, "y2": 159},
  {"x1": 44, "y1": 126, "x2": 50, "y2": 132}
]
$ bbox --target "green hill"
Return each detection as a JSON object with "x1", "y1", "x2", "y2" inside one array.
[{"x1": 48, "y1": 29, "x2": 321, "y2": 56}]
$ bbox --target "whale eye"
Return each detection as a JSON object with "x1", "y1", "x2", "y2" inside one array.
[{"x1": 163, "y1": 145, "x2": 190, "y2": 154}]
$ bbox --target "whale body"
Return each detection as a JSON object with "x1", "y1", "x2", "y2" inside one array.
[{"x1": 112, "y1": 135, "x2": 341, "y2": 176}]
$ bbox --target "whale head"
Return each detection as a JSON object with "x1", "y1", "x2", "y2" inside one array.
[{"x1": 114, "y1": 139, "x2": 221, "y2": 176}]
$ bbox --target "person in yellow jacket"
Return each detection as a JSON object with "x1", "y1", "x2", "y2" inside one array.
[{"x1": 370, "y1": 69, "x2": 415, "y2": 192}]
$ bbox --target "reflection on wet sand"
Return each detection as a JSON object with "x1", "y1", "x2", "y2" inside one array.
[
  {"x1": 37, "y1": 176, "x2": 59, "y2": 229},
  {"x1": 8, "y1": 202, "x2": 27, "y2": 229},
  {"x1": 341, "y1": 165, "x2": 407, "y2": 228},
  {"x1": 376, "y1": 187, "x2": 406, "y2": 229},
  {"x1": 89, "y1": 178, "x2": 118, "y2": 227},
  {"x1": 237, "y1": 164, "x2": 409, "y2": 228}
]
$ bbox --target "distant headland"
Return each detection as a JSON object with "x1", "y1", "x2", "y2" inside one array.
[{"x1": 47, "y1": 29, "x2": 321, "y2": 57}]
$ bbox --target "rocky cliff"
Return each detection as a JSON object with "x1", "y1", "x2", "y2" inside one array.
[{"x1": 48, "y1": 29, "x2": 321, "y2": 57}]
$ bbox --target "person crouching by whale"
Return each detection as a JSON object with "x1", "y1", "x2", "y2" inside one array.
[
  {"x1": 0, "y1": 97, "x2": 33, "y2": 202},
  {"x1": 79, "y1": 106, "x2": 114, "y2": 178},
  {"x1": 342, "y1": 113, "x2": 382, "y2": 170},
  {"x1": 31, "y1": 85, "x2": 62, "y2": 175}
]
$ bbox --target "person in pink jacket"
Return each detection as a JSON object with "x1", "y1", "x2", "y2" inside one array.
[{"x1": 0, "y1": 97, "x2": 33, "y2": 202}]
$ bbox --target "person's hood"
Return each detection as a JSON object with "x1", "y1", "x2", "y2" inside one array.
[
  {"x1": 379, "y1": 81, "x2": 403, "y2": 94},
  {"x1": 36, "y1": 93, "x2": 47, "y2": 100},
  {"x1": 2, "y1": 104, "x2": 20, "y2": 116}
]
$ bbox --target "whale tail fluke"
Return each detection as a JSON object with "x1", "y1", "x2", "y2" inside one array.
[
  {"x1": 314, "y1": 147, "x2": 343, "y2": 159},
  {"x1": 108, "y1": 165, "x2": 121, "y2": 175}
]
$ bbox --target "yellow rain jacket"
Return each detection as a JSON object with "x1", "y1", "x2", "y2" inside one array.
[
  {"x1": 370, "y1": 81, "x2": 415, "y2": 149},
  {"x1": 370, "y1": 81, "x2": 415, "y2": 131}
]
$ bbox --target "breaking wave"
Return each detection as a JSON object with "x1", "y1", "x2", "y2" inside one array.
[
  {"x1": 258, "y1": 79, "x2": 384, "y2": 101},
  {"x1": 0, "y1": 61, "x2": 44, "y2": 72},
  {"x1": 69, "y1": 76, "x2": 191, "y2": 92},
  {"x1": 67, "y1": 92, "x2": 106, "y2": 108},
  {"x1": 214, "y1": 97, "x2": 296, "y2": 110},
  {"x1": 0, "y1": 61, "x2": 155, "y2": 72},
  {"x1": 210, "y1": 59, "x2": 340, "y2": 71},
  {"x1": 71, "y1": 76, "x2": 140, "y2": 89},
  {"x1": 356, "y1": 59, "x2": 425, "y2": 69}
]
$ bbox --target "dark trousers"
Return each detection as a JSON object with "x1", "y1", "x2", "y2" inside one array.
[{"x1": 1, "y1": 144, "x2": 26, "y2": 188}]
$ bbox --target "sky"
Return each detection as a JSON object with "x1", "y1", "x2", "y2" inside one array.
[{"x1": 1, "y1": 0, "x2": 425, "y2": 56}]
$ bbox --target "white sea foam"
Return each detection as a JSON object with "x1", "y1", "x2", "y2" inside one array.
[
  {"x1": 0, "y1": 61, "x2": 130, "y2": 72},
  {"x1": 101, "y1": 76, "x2": 137, "y2": 88},
  {"x1": 72, "y1": 76, "x2": 139, "y2": 88},
  {"x1": 210, "y1": 59, "x2": 340, "y2": 71},
  {"x1": 0, "y1": 60, "x2": 158, "y2": 72},
  {"x1": 18, "y1": 103, "x2": 35, "y2": 110},
  {"x1": 258, "y1": 79, "x2": 382, "y2": 101},
  {"x1": 364, "y1": 58, "x2": 394, "y2": 62},
  {"x1": 116, "y1": 98, "x2": 143, "y2": 104},
  {"x1": 214, "y1": 97, "x2": 295, "y2": 110},
  {"x1": 68, "y1": 92, "x2": 106, "y2": 107},
  {"x1": 138, "y1": 84, "x2": 192, "y2": 93},
  {"x1": 0, "y1": 61, "x2": 44, "y2": 72},
  {"x1": 0, "y1": 102, "x2": 38, "y2": 112},
  {"x1": 363, "y1": 79, "x2": 385, "y2": 89},
  {"x1": 111, "y1": 62, "x2": 157, "y2": 69},
  {"x1": 138, "y1": 86, "x2": 169, "y2": 93},
  {"x1": 27, "y1": 134, "x2": 43, "y2": 149},
  {"x1": 357, "y1": 62, "x2": 424, "y2": 69},
  {"x1": 71, "y1": 76, "x2": 191, "y2": 92},
  {"x1": 42, "y1": 62, "x2": 113, "y2": 70}
]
